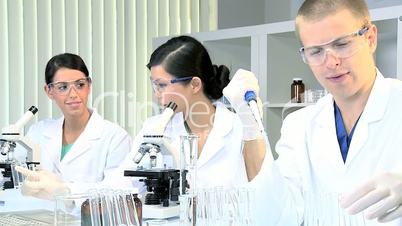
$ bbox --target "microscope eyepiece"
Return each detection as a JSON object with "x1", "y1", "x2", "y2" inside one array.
[
  {"x1": 166, "y1": 102, "x2": 177, "y2": 111},
  {"x1": 12, "y1": 106, "x2": 39, "y2": 130},
  {"x1": 28, "y1": 106, "x2": 38, "y2": 115}
]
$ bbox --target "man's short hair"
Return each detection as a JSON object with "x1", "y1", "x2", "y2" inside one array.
[{"x1": 295, "y1": 0, "x2": 370, "y2": 36}]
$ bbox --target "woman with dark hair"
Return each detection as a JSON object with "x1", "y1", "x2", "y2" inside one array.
[
  {"x1": 15, "y1": 53, "x2": 131, "y2": 200},
  {"x1": 122, "y1": 35, "x2": 248, "y2": 189}
]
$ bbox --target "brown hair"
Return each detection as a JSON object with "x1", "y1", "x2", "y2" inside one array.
[{"x1": 295, "y1": 0, "x2": 370, "y2": 37}]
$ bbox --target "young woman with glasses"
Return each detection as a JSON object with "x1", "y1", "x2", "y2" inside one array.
[
  {"x1": 115, "y1": 35, "x2": 249, "y2": 191},
  {"x1": 15, "y1": 53, "x2": 132, "y2": 200}
]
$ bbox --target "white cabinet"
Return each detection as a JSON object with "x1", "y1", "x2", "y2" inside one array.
[
  {"x1": 203, "y1": 37, "x2": 251, "y2": 75},
  {"x1": 153, "y1": 6, "x2": 402, "y2": 150}
]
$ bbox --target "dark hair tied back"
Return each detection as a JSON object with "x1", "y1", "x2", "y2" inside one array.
[
  {"x1": 209, "y1": 64, "x2": 230, "y2": 99},
  {"x1": 147, "y1": 35, "x2": 230, "y2": 100}
]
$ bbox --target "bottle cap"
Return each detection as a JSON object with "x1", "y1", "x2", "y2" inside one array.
[{"x1": 293, "y1": 78, "x2": 303, "y2": 81}]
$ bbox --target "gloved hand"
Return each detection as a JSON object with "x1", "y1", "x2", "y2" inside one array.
[
  {"x1": 15, "y1": 166, "x2": 70, "y2": 200},
  {"x1": 223, "y1": 69, "x2": 263, "y2": 140},
  {"x1": 340, "y1": 170, "x2": 402, "y2": 222}
]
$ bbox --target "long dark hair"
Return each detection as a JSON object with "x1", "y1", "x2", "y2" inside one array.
[{"x1": 147, "y1": 35, "x2": 230, "y2": 100}]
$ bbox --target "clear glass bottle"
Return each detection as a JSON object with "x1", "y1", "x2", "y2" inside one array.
[{"x1": 291, "y1": 78, "x2": 305, "y2": 103}]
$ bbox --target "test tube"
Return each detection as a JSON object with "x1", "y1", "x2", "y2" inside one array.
[
  {"x1": 179, "y1": 134, "x2": 198, "y2": 195},
  {"x1": 179, "y1": 134, "x2": 198, "y2": 226},
  {"x1": 303, "y1": 191, "x2": 366, "y2": 226}
]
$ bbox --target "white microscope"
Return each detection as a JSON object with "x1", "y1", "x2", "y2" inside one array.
[
  {"x1": 0, "y1": 106, "x2": 40, "y2": 189},
  {"x1": 133, "y1": 101, "x2": 179, "y2": 168},
  {"x1": 125, "y1": 102, "x2": 181, "y2": 220}
]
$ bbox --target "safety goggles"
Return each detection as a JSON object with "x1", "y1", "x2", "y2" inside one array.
[
  {"x1": 48, "y1": 77, "x2": 91, "y2": 95},
  {"x1": 150, "y1": 76, "x2": 193, "y2": 93},
  {"x1": 299, "y1": 26, "x2": 370, "y2": 66}
]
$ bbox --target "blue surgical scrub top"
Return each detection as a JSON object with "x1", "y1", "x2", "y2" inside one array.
[{"x1": 334, "y1": 102, "x2": 361, "y2": 163}]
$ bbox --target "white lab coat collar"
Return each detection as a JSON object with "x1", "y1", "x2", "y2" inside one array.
[
  {"x1": 312, "y1": 69, "x2": 388, "y2": 169},
  {"x1": 165, "y1": 101, "x2": 235, "y2": 168},
  {"x1": 314, "y1": 69, "x2": 386, "y2": 125},
  {"x1": 213, "y1": 101, "x2": 235, "y2": 136},
  {"x1": 309, "y1": 95, "x2": 345, "y2": 172},
  {"x1": 41, "y1": 117, "x2": 63, "y2": 171},
  {"x1": 346, "y1": 70, "x2": 387, "y2": 167},
  {"x1": 42, "y1": 109, "x2": 104, "y2": 167},
  {"x1": 359, "y1": 69, "x2": 388, "y2": 123},
  {"x1": 198, "y1": 101, "x2": 234, "y2": 168}
]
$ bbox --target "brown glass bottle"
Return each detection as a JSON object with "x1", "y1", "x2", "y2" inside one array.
[
  {"x1": 81, "y1": 193, "x2": 142, "y2": 226},
  {"x1": 81, "y1": 199, "x2": 91, "y2": 226},
  {"x1": 291, "y1": 78, "x2": 305, "y2": 103},
  {"x1": 126, "y1": 193, "x2": 142, "y2": 226},
  {"x1": 133, "y1": 194, "x2": 142, "y2": 225}
]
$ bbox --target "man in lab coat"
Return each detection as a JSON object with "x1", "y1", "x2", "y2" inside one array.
[{"x1": 223, "y1": 0, "x2": 402, "y2": 225}]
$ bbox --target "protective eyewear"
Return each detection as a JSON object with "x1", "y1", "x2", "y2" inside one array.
[
  {"x1": 48, "y1": 77, "x2": 91, "y2": 95},
  {"x1": 299, "y1": 26, "x2": 370, "y2": 66},
  {"x1": 151, "y1": 76, "x2": 193, "y2": 93}
]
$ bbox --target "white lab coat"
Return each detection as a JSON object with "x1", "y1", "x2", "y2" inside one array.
[
  {"x1": 14, "y1": 109, "x2": 132, "y2": 193},
  {"x1": 252, "y1": 70, "x2": 402, "y2": 226},
  {"x1": 116, "y1": 101, "x2": 248, "y2": 190}
]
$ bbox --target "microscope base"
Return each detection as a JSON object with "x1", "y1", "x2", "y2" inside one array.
[{"x1": 143, "y1": 203, "x2": 180, "y2": 219}]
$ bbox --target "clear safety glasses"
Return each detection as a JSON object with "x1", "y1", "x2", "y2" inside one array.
[
  {"x1": 150, "y1": 76, "x2": 193, "y2": 93},
  {"x1": 299, "y1": 26, "x2": 370, "y2": 66},
  {"x1": 48, "y1": 77, "x2": 91, "y2": 95}
]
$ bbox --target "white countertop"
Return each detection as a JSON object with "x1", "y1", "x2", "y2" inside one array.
[
  {"x1": 0, "y1": 189, "x2": 54, "y2": 212},
  {"x1": 0, "y1": 189, "x2": 180, "y2": 225}
]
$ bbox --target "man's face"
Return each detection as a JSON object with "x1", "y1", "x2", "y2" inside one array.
[{"x1": 297, "y1": 9, "x2": 377, "y2": 101}]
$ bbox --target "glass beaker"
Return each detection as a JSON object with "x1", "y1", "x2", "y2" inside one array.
[
  {"x1": 179, "y1": 134, "x2": 198, "y2": 226},
  {"x1": 10, "y1": 161, "x2": 27, "y2": 189},
  {"x1": 55, "y1": 193, "x2": 87, "y2": 226}
]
